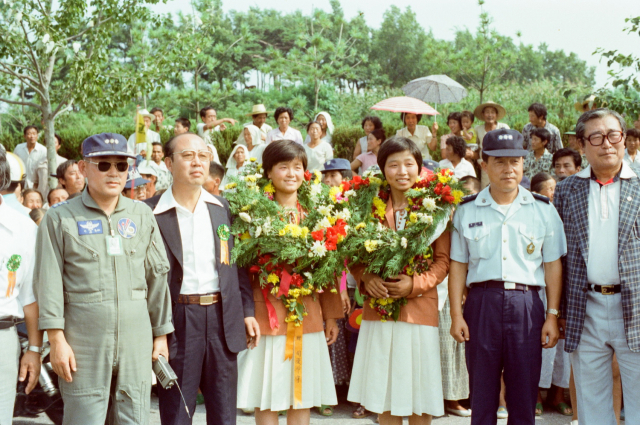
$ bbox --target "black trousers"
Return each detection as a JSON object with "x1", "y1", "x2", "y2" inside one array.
[
  {"x1": 158, "y1": 302, "x2": 238, "y2": 425},
  {"x1": 464, "y1": 285, "x2": 545, "y2": 425}
]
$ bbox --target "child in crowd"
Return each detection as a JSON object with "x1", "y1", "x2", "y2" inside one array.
[
  {"x1": 460, "y1": 111, "x2": 477, "y2": 147},
  {"x1": 236, "y1": 140, "x2": 343, "y2": 425},
  {"x1": 438, "y1": 136, "x2": 477, "y2": 179},
  {"x1": 523, "y1": 127, "x2": 553, "y2": 179},
  {"x1": 22, "y1": 188, "x2": 43, "y2": 210},
  {"x1": 438, "y1": 112, "x2": 463, "y2": 160},
  {"x1": 353, "y1": 116, "x2": 383, "y2": 161},
  {"x1": 624, "y1": 128, "x2": 640, "y2": 166},
  {"x1": 351, "y1": 128, "x2": 385, "y2": 175},
  {"x1": 204, "y1": 161, "x2": 225, "y2": 196}
]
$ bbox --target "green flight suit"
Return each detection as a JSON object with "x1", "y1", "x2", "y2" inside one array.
[{"x1": 34, "y1": 189, "x2": 174, "y2": 425}]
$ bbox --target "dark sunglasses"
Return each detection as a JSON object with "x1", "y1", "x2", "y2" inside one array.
[{"x1": 87, "y1": 160, "x2": 129, "y2": 173}]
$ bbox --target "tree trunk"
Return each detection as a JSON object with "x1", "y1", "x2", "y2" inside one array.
[{"x1": 195, "y1": 69, "x2": 199, "y2": 116}]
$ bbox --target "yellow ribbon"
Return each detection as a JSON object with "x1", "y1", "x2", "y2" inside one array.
[
  {"x1": 284, "y1": 321, "x2": 304, "y2": 407},
  {"x1": 220, "y1": 240, "x2": 229, "y2": 265},
  {"x1": 6, "y1": 271, "x2": 15, "y2": 297}
]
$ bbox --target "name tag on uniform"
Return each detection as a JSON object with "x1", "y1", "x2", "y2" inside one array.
[
  {"x1": 77, "y1": 220, "x2": 103, "y2": 235},
  {"x1": 105, "y1": 236, "x2": 123, "y2": 256},
  {"x1": 469, "y1": 222, "x2": 483, "y2": 228}
]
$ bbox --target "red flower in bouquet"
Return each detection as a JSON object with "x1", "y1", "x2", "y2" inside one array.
[
  {"x1": 340, "y1": 180, "x2": 352, "y2": 192},
  {"x1": 352, "y1": 175, "x2": 370, "y2": 189},
  {"x1": 249, "y1": 265, "x2": 261, "y2": 274},
  {"x1": 258, "y1": 254, "x2": 272, "y2": 265},
  {"x1": 291, "y1": 273, "x2": 304, "y2": 287},
  {"x1": 304, "y1": 170, "x2": 312, "y2": 181},
  {"x1": 311, "y1": 229, "x2": 325, "y2": 241}
]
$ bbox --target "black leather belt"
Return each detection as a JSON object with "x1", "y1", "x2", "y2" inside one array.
[
  {"x1": 587, "y1": 284, "x2": 621, "y2": 295},
  {"x1": 471, "y1": 281, "x2": 532, "y2": 291},
  {"x1": 0, "y1": 318, "x2": 18, "y2": 330}
]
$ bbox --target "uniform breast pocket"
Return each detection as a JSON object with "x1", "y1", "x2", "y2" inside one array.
[
  {"x1": 62, "y1": 230, "x2": 102, "y2": 293},
  {"x1": 519, "y1": 225, "x2": 545, "y2": 260},
  {"x1": 463, "y1": 226, "x2": 491, "y2": 260}
]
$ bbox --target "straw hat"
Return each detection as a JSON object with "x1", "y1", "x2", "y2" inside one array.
[
  {"x1": 574, "y1": 94, "x2": 597, "y2": 113},
  {"x1": 474, "y1": 101, "x2": 506, "y2": 121},
  {"x1": 246, "y1": 104, "x2": 272, "y2": 117},
  {"x1": 6, "y1": 152, "x2": 25, "y2": 182},
  {"x1": 137, "y1": 109, "x2": 155, "y2": 120}
]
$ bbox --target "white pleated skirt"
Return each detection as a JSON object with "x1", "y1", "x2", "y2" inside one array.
[
  {"x1": 237, "y1": 331, "x2": 338, "y2": 411},
  {"x1": 348, "y1": 320, "x2": 444, "y2": 417}
]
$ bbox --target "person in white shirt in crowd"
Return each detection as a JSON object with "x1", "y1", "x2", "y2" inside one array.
[
  {"x1": 395, "y1": 112, "x2": 438, "y2": 160},
  {"x1": 221, "y1": 144, "x2": 248, "y2": 190},
  {"x1": 473, "y1": 101, "x2": 511, "y2": 188},
  {"x1": 437, "y1": 112, "x2": 464, "y2": 160},
  {"x1": 127, "y1": 109, "x2": 161, "y2": 156},
  {"x1": 522, "y1": 103, "x2": 563, "y2": 154},
  {"x1": 265, "y1": 107, "x2": 304, "y2": 144},
  {"x1": 173, "y1": 117, "x2": 191, "y2": 136},
  {"x1": 151, "y1": 107, "x2": 172, "y2": 132},
  {"x1": 0, "y1": 152, "x2": 30, "y2": 216},
  {"x1": 0, "y1": 149, "x2": 43, "y2": 424},
  {"x1": 353, "y1": 116, "x2": 383, "y2": 161},
  {"x1": 196, "y1": 106, "x2": 237, "y2": 141},
  {"x1": 623, "y1": 128, "x2": 640, "y2": 167},
  {"x1": 235, "y1": 104, "x2": 273, "y2": 145},
  {"x1": 439, "y1": 136, "x2": 477, "y2": 179},
  {"x1": 304, "y1": 112, "x2": 334, "y2": 146},
  {"x1": 55, "y1": 160, "x2": 85, "y2": 198},
  {"x1": 33, "y1": 133, "x2": 68, "y2": 201},
  {"x1": 235, "y1": 125, "x2": 266, "y2": 165},
  {"x1": 138, "y1": 142, "x2": 173, "y2": 192},
  {"x1": 13, "y1": 125, "x2": 47, "y2": 190},
  {"x1": 22, "y1": 188, "x2": 43, "y2": 210},
  {"x1": 304, "y1": 121, "x2": 334, "y2": 172}
]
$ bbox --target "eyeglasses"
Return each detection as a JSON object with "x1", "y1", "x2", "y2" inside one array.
[
  {"x1": 87, "y1": 161, "x2": 129, "y2": 172},
  {"x1": 171, "y1": 149, "x2": 213, "y2": 162},
  {"x1": 583, "y1": 131, "x2": 624, "y2": 146}
]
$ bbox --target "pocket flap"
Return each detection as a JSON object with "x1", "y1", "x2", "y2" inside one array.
[
  {"x1": 519, "y1": 225, "x2": 545, "y2": 241},
  {"x1": 463, "y1": 225, "x2": 491, "y2": 241},
  {"x1": 131, "y1": 289, "x2": 147, "y2": 300},
  {"x1": 63, "y1": 291, "x2": 102, "y2": 304}
]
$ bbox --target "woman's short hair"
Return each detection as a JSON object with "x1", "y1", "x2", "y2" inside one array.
[
  {"x1": 22, "y1": 188, "x2": 43, "y2": 202},
  {"x1": 29, "y1": 208, "x2": 46, "y2": 224},
  {"x1": 262, "y1": 140, "x2": 307, "y2": 174},
  {"x1": 377, "y1": 136, "x2": 422, "y2": 177},
  {"x1": 530, "y1": 172, "x2": 556, "y2": 194},
  {"x1": 400, "y1": 112, "x2": 423, "y2": 125},
  {"x1": 361, "y1": 116, "x2": 383, "y2": 130},
  {"x1": 274, "y1": 107, "x2": 294, "y2": 122},
  {"x1": 306, "y1": 121, "x2": 322, "y2": 133},
  {"x1": 447, "y1": 112, "x2": 462, "y2": 128},
  {"x1": 446, "y1": 136, "x2": 467, "y2": 159},
  {"x1": 369, "y1": 128, "x2": 386, "y2": 142}
]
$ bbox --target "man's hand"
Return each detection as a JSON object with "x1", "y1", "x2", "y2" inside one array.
[
  {"x1": 363, "y1": 273, "x2": 388, "y2": 299},
  {"x1": 244, "y1": 317, "x2": 261, "y2": 350},
  {"x1": 340, "y1": 290, "x2": 350, "y2": 315},
  {"x1": 450, "y1": 314, "x2": 470, "y2": 343},
  {"x1": 48, "y1": 330, "x2": 76, "y2": 383},
  {"x1": 152, "y1": 335, "x2": 169, "y2": 361},
  {"x1": 19, "y1": 351, "x2": 41, "y2": 394},
  {"x1": 385, "y1": 274, "x2": 413, "y2": 299},
  {"x1": 541, "y1": 316, "x2": 559, "y2": 349},
  {"x1": 325, "y1": 319, "x2": 339, "y2": 346}
]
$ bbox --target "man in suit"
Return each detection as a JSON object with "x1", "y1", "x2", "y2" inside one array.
[
  {"x1": 145, "y1": 133, "x2": 259, "y2": 425},
  {"x1": 554, "y1": 108, "x2": 640, "y2": 425}
]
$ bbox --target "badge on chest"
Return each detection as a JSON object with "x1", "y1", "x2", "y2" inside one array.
[{"x1": 77, "y1": 220, "x2": 103, "y2": 235}]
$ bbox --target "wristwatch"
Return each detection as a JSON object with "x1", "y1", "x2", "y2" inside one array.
[
  {"x1": 546, "y1": 309, "x2": 560, "y2": 318},
  {"x1": 27, "y1": 345, "x2": 43, "y2": 354}
]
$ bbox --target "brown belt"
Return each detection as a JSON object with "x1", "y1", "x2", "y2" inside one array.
[
  {"x1": 471, "y1": 281, "x2": 532, "y2": 291},
  {"x1": 177, "y1": 293, "x2": 221, "y2": 305}
]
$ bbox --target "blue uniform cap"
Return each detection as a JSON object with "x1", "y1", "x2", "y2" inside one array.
[
  {"x1": 321, "y1": 158, "x2": 351, "y2": 173},
  {"x1": 483, "y1": 129, "x2": 528, "y2": 157},
  {"x1": 126, "y1": 166, "x2": 149, "y2": 188},
  {"x1": 422, "y1": 159, "x2": 439, "y2": 172},
  {"x1": 82, "y1": 133, "x2": 136, "y2": 159}
]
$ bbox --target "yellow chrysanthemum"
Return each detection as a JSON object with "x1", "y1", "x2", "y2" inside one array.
[
  {"x1": 249, "y1": 157, "x2": 257, "y2": 162},
  {"x1": 329, "y1": 186, "x2": 341, "y2": 202},
  {"x1": 225, "y1": 182, "x2": 237, "y2": 189},
  {"x1": 452, "y1": 189, "x2": 464, "y2": 204},
  {"x1": 300, "y1": 227, "x2": 309, "y2": 238},
  {"x1": 365, "y1": 240, "x2": 379, "y2": 252},
  {"x1": 278, "y1": 228, "x2": 286, "y2": 236},
  {"x1": 240, "y1": 231, "x2": 251, "y2": 240},
  {"x1": 267, "y1": 273, "x2": 280, "y2": 284},
  {"x1": 372, "y1": 197, "x2": 387, "y2": 219},
  {"x1": 240, "y1": 205, "x2": 251, "y2": 211},
  {"x1": 285, "y1": 224, "x2": 302, "y2": 238},
  {"x1": 355, "y1": 222, "x2": 366, "y2": 230},
  {"x1": 313, "y1": 171, "x2": 322, "y2": 184},
  {"x1": 409, "y1": 212, "x2": 418, "y2": 223},
  {"x1": 264, "y1": 182, "x2": 275, "y2": 194},
  {"x1": 438, "y1": 174, "x2": 451, "y2": 184},
  {"x1": 245, "y1": 175, "x2": 256, "y2": 182}
]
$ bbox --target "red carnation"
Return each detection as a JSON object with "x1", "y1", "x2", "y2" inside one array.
[
  {"x1": 341, "y1": 181, "x2": 351, "y2": 191},
  {"x1": 304, "y1": 170, "x2": 312, "y2": 181},
  {"x1": 291, "y1": 273, "x2": 304, "y2": 287},
  {"x1": 258, "y1": 254, "x2": 272, "y2": 265},
  {"x1": 311, "y1": 229, "x2": 325, "y2": 241}
]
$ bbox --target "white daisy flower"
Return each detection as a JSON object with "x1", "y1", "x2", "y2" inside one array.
[
  {"x1": 310, "y1": 240, "x2": 327, "y2": 257},
  {"x1": 239, "y1": 212, "x2": 252, "y2": 223}
]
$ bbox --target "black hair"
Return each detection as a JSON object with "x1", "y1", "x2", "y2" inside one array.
[
  {"x1": 54, "y1": 133, "x2": 63, "y2": 145},
  {"x1": 47, "y1": 187, "x2": 66, "y2": 205},
  {"x1": 274, "y1": 107, "x2": 294, "y2": 122},
  {"x1": 306, "y1": 121, "x2": 322, "y2": 133},
  {"x1": 460, "y1": 175, "x2": 480, "y2": 194},
  {"x1": 150, "y1": 107, "x2": 163, "y2": 116},
  {"x1": 445, "y1": 136, "x2": 467, "y2": 159},
  {"x1": 576, "y1": 108, "x2": 627, "y2": 146},
  {"x1": 340, "y1": 169, "x2": 353, "y2": 179},
  {"x1": 23, "y1": 125, "x2": 38, "y2": 135},
  {"x1": 447, "y1": 112, "x2": 462, "y2": 129},
  {"x1": 377, "y1": 136, "x2": 422, "y2": 177},
  {"x1": 552, "y1": 148, "x2": 581, "y2": 169},
  {"x1": 152, "y1": 142, "x2": 163, "y2": 148},
  {"x1": 164, "y1": 134, "x2": 181, "y2": 158},
  {"x1": 175, "y1": 117, "x2": 191, "y2": 131},
  {"x1": 626, "y1": 128, "x2": 640, "y2": 139},
  {"x1": 199, "y1": 106, "x2": 215, "y2": 119},
  {"x1": 400, "y1": 112, "x2": 423, "y2": 125},
  {"x1": 531, "y1": 127, "x2": 551, "y2": 147},
  {"x1": 22, "y1": 188, "x2": 43, "y2": 202},
  {"x1": 262, "y1": 140, "x2": 307, "y2": 175},
  {"x1": 460, "y1": 110, "x2": 475, "y2": 124},
  {"x1": 56, "y1": 159, "x2": 77, "y2": 180},
  {"x1": 209, "y1": 161, "x2": 225, "y2": 179},
  {"x1": 29, "y1": 208, "x2": 46, "y2": 224},
  {"x1": 0, "y1": 150, "x2": 10, "y2": 192},
  {"x1": 369, "y1": 128, "x2": 386, "y2": 142},
  {"x1": 361, "y1": 116, "x2": 383, "y2": 130},
  {"x1": 528, "y1": 103, "x2": 547, "y2": 120},
  {"x1": 530, "y1": 172, "x2": 556, "y2": 194}
]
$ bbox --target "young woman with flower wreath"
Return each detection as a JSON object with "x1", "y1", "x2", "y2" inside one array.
[
  {"x1": 236, "y1": 140, "x2": 343, "y2": 425},
  {"x1": 347, "y1": 136, "x2": 451, "y2": 425}
]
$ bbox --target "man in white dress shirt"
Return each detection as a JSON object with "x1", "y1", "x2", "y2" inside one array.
[
  {"x1": 145, "y1": 133, "x2": 258, "y2": 425},
  {"x1": 127, "y1": 109, "x2": 161, "y2": 156},
  {"x1": 13, "y1": 125, "x2": 47, "y2": 190}
]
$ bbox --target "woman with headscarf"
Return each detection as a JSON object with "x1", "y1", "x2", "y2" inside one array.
[
  {"x1": 395, "y1": 113, "x2": 438, "y2": 160},
  {"x1": 221, "y1": 144, "x2": 248, "y2": 190},
  {"x1": 304, "y1": 112, "x2": 334, "y2": 145},
  {"x1": 237, "y1": 124, "x2": 266, "y2": 165}
]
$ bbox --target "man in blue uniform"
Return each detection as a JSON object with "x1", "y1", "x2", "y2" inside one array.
[{"x1": 449, "y1": 129, "x2": 567, "y2": 425}]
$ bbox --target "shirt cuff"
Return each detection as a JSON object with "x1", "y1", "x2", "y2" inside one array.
[
  {"x1": 38, "y1": 317, "x2": 65, "y2": 331},
  {"x1": 152, "y1": 323, "x2": 175, "y2": 337}
]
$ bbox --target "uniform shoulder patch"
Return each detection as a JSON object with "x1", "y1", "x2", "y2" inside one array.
[
  {"x1": 51, "y1": 201, "x2": 69, "y2": 208},
  {"x1": 532, "y1": 193, "x2": 550, "y2": 204},
  {"x1": 460, "y1": 194, "x2": 478, "y2": 205}
]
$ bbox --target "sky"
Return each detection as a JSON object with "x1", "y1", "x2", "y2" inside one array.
[{"x1": 153, "y1": 0, "x2": 640, "y2": 89}]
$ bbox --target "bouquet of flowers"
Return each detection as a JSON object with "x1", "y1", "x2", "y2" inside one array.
[
  {"x1": 223, "y1": 159, "x2": 349, "y2": 328},
  {"x1": 340, "y1": 167, "x2": 466, "y2": 321}
]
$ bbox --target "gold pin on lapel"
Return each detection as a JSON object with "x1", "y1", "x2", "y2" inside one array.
[{"x1": 527, "y1": 242, "x2": 535, "y2": 254}]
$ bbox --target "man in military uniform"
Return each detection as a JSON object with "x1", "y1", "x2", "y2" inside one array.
[
  {"x1": 449, "y1": 129, "x2": 567, "y2": 425},
  {"x1": 34, "y1": 133, "x2": 174, "y2": 425}
]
